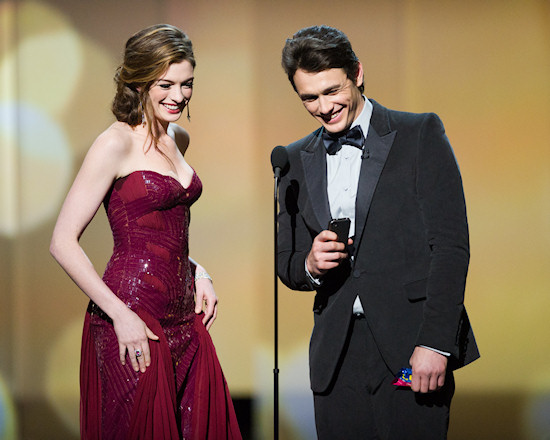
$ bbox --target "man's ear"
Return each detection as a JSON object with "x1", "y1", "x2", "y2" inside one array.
[{"x1": 355, "y1": 62, "x2": 364, "y2": 88}]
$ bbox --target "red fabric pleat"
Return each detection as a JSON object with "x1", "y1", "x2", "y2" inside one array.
[
  {"x1": 126, "y1": 309, "x2": 180, "y2": 440},
  {"x1": 192, "y1": 314, "x2": 242, "y2": 440},
  {"x1": 80, "y1": 312, "x2": 102, "y2": 440}
]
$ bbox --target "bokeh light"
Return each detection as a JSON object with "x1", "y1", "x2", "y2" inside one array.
[
  {"x1": 0, "y1": 374, "x2": 17, "y2": 440},
  {"x1": 0, "y1": 1, "x2": 83, "y2": 236},
  {"x1": 44, "y1": 319, "x2": 82, "y2": 435}
]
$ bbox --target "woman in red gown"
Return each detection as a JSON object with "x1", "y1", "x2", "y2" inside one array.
[{"x1": 50, "y1": 24, "x2": 242, "y2": 440}]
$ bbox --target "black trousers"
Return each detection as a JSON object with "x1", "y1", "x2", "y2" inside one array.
[{"x1": 313, "y1": 315, "x2": 454, "y2": 440}]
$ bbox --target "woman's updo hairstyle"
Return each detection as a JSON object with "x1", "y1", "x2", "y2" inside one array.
[{"x1": 112, "y1": 24, "x2": 195, "y2": 142}]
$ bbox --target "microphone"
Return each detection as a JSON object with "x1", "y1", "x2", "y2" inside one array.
[{"x1": 271, "y1": 146, "x2": 289, "y2": 178}]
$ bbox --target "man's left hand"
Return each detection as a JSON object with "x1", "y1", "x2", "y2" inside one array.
[{"x1": 409, "y1": 346, "x2": 448, "y2": 393}]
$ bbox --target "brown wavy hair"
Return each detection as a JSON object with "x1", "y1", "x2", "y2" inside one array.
[
  {"x1": 282, "y1": 25, "x2": 364, "y2": 93},
  {"x1": 112, "y1": 24, "x2": 195, "y2": 151}
]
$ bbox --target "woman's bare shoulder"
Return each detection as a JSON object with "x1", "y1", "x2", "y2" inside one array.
[
  {"x1": 81, "y1": 122, "x2": 141, "y2": 176},
  {"x1": 94, "y1": 122, "x2": 135, "y2": 152}
]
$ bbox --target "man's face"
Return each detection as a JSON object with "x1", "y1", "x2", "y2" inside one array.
[{"x1": 293, "y1": 64, "x2": 364, "y2": 135}]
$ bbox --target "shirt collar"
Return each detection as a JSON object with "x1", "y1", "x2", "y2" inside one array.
[{"x1": 350, "y1": 95, "x2": 373, "y2": 137}]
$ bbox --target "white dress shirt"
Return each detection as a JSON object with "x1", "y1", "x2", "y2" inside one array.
[{"x1": 326, "y1": 98, "x2": 372, "y2": 314}]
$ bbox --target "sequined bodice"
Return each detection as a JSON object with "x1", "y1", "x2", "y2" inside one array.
[{"x1": 101, "y1": 169, "x2": 202, "y2": 325}]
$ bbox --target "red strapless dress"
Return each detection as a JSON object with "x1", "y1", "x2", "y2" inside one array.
[{"x1": 79, "y1": 170, "x2": 241, "y2": 440}]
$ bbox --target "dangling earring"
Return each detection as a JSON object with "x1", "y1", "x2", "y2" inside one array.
[
  {"x1": 186, "y1": 100, "x2": 191, "y2": 122},
  {"x1": 139, "y1": 101, "x2": 146, "y2": 125}
]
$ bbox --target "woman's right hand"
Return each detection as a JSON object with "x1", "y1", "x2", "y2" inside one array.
[{"x1": 112, "y1": 308, "x2": 159, "y2": 373}]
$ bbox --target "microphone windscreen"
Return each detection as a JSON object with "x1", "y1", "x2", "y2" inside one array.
[{"x1": 271, "y1": 146, "x2": 289, "y2": 172}]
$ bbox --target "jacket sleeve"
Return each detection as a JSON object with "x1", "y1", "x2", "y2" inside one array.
[
  {"x1": 276, "y1": 161, "x2": 317, "y2": 292},
  {"x1": 414, "y1": 113, "x2": 470, "y2": 357}
]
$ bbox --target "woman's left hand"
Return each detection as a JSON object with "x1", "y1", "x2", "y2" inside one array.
[{"x1": 195, "y1": 275, "x2": 218, "y2": 330}]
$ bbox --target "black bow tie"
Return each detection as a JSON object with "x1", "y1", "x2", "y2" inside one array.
[{"x1": 322, "y1": 125, "x2": 364, "y2": 155}]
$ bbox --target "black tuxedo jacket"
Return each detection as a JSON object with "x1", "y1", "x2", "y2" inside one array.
[{"x1": 277, "y1": 99, "x2": 479, "y2": 394}]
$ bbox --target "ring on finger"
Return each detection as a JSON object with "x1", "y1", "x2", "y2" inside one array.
[{"x1": 135, "y1": 349, "x2": 142, "y2": 358}]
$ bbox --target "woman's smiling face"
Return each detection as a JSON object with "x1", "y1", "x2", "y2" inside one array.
[{"x1": 148, "y1": 60, "x2": 194, "y2": 125}]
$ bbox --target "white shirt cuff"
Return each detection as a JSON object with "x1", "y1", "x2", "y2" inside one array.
[
  {"x1": 305, "y1": 260, "x2": 322, "y2": 286},
  {"x1": 419, "y1": 345, "x2": 451, "y2": 357}
]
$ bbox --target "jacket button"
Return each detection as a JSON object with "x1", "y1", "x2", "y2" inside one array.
[{"x1": 353, "y1": 270, "x2": 361, "y2": 278}]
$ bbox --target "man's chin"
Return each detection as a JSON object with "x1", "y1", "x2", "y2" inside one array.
[{"x1": 322, "y1": 124, "x2": 350, "y2": 136}]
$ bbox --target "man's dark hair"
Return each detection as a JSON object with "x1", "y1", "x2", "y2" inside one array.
[{"x1": 281, "y1": 25, "x2": 364, "y2": 93}]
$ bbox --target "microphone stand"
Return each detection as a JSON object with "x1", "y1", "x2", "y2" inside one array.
[
  {"x1": 271, "y1": 145, "x2": 287, "y2": 440},
  {"x1": 273, "y1": 171, "x2": 280, "y2": 440}
]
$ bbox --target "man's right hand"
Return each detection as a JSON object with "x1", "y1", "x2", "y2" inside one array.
[{"x1": 306, "y1": 230, "x2": 353, "y2": 278}]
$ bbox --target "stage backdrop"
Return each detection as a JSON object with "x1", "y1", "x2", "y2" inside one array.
[{"x1": 1, "y1": 1, "x2": 549, "y2": 439}]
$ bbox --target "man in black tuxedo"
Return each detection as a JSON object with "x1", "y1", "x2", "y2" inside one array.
[{"x1": 277, "y1": 25, "x2": 479, "y2": 439}]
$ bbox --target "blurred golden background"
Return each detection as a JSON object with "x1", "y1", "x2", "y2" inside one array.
[{"x1": 1, "y1": 0, "x2": 549, "y2": 439}]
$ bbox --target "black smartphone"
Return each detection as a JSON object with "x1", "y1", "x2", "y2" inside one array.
[{"x1": 328, "y1": 218, "x2": 350, "y2": 243}]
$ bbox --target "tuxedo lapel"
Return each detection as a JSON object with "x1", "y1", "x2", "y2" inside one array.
[
  {"x1": 354, "y1": 103, "x2": 396, "y2": 258},
  {"x1": 301, "y1": 132, "x2": 331, "y2": 231}
]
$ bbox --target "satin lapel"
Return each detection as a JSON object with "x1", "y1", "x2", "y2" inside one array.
[
  {"x1": 301, "y1": 135, "x2": 331, "y2": 231},
  {"x1": 353, "y1": 125, "x2": 396, "y2": 258}
]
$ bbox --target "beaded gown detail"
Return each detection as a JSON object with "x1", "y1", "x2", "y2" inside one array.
[{"x1": 80, "y1": 170, "x2": 241, "y2": 440}]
